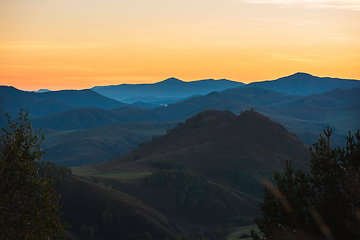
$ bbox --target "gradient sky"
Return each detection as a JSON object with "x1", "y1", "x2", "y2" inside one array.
[{"x1": 1, "y1": 0, "x2": 360, "y2": 91}]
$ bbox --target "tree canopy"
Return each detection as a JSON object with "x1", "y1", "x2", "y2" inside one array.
[
  {"x1": 252, "y1": 127, "x2": 360, "y2": 240},
  {"x1": 0, "y1": 110, "x2": 66, "y2": 239}
]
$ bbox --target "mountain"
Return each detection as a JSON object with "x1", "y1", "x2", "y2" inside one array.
[
  {"x1": 30, "y1": 87, "x2": 360, "y2": 148},
  {"x1": 40, "y1": 89, "x2": 126, "y2": 109},
  {"x1": 278, "y1": 87, "x2": 360, "y2": 108},
  {"x1": 32, "y1": 87, "x2": 296, "y2": 131},
  {"x1": 31, "y1": 106, "x2": 167, "y2": 130},
  {"x1": 81, "y1": 110, "x2": 310, "y2": 175},
  {"x1": 203, "y1": 87, "x2": 300, "y2": 107},
  {"x1": 192, "y1": 101, "x2": 360, "y2": 148},
  {"x1": 70, "y1": 110, "x2": 309, "y2": 238},
  {"x1": 34, "y1": 89, "x2": 51, "y2": 93},
  {"x1": 130, "y1": 101, "x2": 161, "y2": 109},
  {"x1": 244, "y1": 72, "x2": 360, "y2": 96},
  {"x1": 91, "y1": 78, "x2": 245, "y2": 102},
  {"x1": 151, "y1": 87, "x2": 360, "y2": 147},
  {"x1": 41, "y1": 121, "x2": 176, "y2": 166},
  {"x1": 0, "y1": 86, "x2": 126, "y2": 118}
]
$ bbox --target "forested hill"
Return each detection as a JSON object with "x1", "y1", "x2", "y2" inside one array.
[{"x1": 81, "y1": 110, "x2": 310, "y2": 175}]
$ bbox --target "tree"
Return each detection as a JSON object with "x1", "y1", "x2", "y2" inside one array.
[
  {"x1": 102, "y1": 211, "x2": 109, "y2": 228},
  {"x1": 0, "y1": 110, "x2": 66, "y2": 239},
  {"x1": 252, "y1": 128, "x2": 360, "y2": 240},
  {"x1": 141, "y1": 232, "x2": 153, "y2": 240},
  {"x1": 86, "y1": 226, "x2": 94, "y2": 238},
  {"x1": 79, "y1": 225, "x2": 87, "y2": 236}
]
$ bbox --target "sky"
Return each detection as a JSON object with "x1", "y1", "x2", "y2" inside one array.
[{"x1": 1, "y1": 0, "x2": 360, "y2": 91}]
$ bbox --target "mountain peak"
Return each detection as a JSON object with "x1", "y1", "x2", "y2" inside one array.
[
  {"x1": 291, "y1": 72, "x2": 313, "y2": 77},
  {"x1": 35, "y1": 89, "x2": 51, "y2": 93},
  {"x1": 155, "y1": 77, "x2": 184, "y2": 85}
]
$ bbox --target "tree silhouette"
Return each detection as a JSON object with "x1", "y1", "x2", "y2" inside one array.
[
  {"x1": 0, "y1": 110, "x2": 66, "y2": 239},
  {"x1": 252, "y1": 127, "x2": 360, "y2": 240}
]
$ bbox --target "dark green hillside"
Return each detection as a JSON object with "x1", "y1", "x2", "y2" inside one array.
[
  {"x1": 41, "y1": 121, "x2": 176, "y2": 166},
  {"x1": 0, "y1": 86, "x2": 126, "y2": 117},
  {"x1": 214, "y1": 87, "x2": 300, "y2": 107},
  {"x1": 245, "y1": 72, "x2": 360, "y2": 95},
  {"x1": 279, "y1": 87, "x2": 360, "y2": 108},
  {"x1": 191, "y1": 97, "x2": 360, "y2": 148},
  {"x1": 26, "y1": 98, "x2": 79, "y2": 116},
  {"x1": 40, "y1": 89, "x2": 126, "y2": 109},
  {"x1": 322, "y1": 87, "x2": 360, "y2": 104},
  {"x1": 32, "y1": 106, "x2": 167, "y2": 130},
  {"x1": 69, "y1": 171, "x2": 262, "y2": 236},
  {"x1": 130, "y1": 101, "x2": 161, "y2": 109},
  {"x1": 150, "y1": 88, "x2": 298, "y2": 120},
  {"x1": 59, "y1": 174, "x2": 185, "y2": 240},
  {"x1": 82, "y1": 110, "x2": 310, "y2": 176}
]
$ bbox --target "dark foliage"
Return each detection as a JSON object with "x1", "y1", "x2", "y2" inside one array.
[
  {"x1": 145, "y1": 170, "x2": 207, "y2": 209},
  {"x1": 148, "y1": 160, "x2": 184, "y2": 170},
  {"x1": 0, "y1": 110, "x2": 67, "y2": 240},
  {"x1": 183, "y1": 109, "x2": 236, "y2": 130},
  {"x1": 237, "y1": 170, "x2": 275, "y2": 197},
  {"x1": 252, "y1": 127, "x2": 360, "y2": 240},
  {"x1": 239, "y1": 233, "x2": 250, "y2": 239},
  {"x1": 220, "y1": 215, "x2": 256, "y2": 229},
  {"x1": 203, "y1": 166, "x2": 274, "y2": 198},
  {"x1": 36, "y1": 161, "x2": 71, "y2": 178}
]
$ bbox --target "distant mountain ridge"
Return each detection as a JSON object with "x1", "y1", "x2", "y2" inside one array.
[
  {"x1": 91, "y1": 77, "x2": 245, "y2": 102},
  {"x1": 90, "y1": 73, "x2": 360, "y2": 103},
  {"x1": 244, "y1": 72, "x2": 360, "y2": 95},
  {"x1": 29, "y1": 87, "x2": 360, "y2": 149},
  {"x1": 0, "y1": 86, "x2": 126, "y2": 118}
]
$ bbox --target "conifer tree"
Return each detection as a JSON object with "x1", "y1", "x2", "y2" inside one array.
[
  {"x1": 0, "y1": 110, "x2": 66, "y2": 239},
  {"x1": 252, "y1": 127, "x2": 360, "y2": 240}
]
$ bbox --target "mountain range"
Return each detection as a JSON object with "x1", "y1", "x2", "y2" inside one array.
[
  {"x1": 1, "y1": 72, "x2": 359, "y2": 167},
  {"x1": 91, "y1": 77, "x2": 245, "y2": 102},
  {"x1": 3, "y1": 72, "x2": 360, "y2": 239},
  {"x1": 29, "y1": 86, "x2": 360, "y2": 152},
  {"x1": 91, "y1": 72, "x2": 360, "y2": 102}
]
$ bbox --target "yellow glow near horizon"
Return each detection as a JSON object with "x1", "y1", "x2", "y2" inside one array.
[{"x1": 1, "y1": 0, "x2": 359, "y2": 91}]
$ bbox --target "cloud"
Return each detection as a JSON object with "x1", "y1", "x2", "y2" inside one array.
[{"x1": 233, "y1": 0, "x2": 360, "y2": 11}]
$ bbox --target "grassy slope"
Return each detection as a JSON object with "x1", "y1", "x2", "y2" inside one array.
[
  {"x1": 60, "y1": 174, "x2": 185, "y2": 240},
  {"x1": 41, "y1": 121, "x2": 176, "y2": 166},
  {"x1": 69, "y1": 171, "x2": 261, "y2": 236}
]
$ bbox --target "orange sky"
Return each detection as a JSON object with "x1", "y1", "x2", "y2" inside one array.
[{"x1": 1, "y1": 0, "x2": 360, "y2": 91}]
